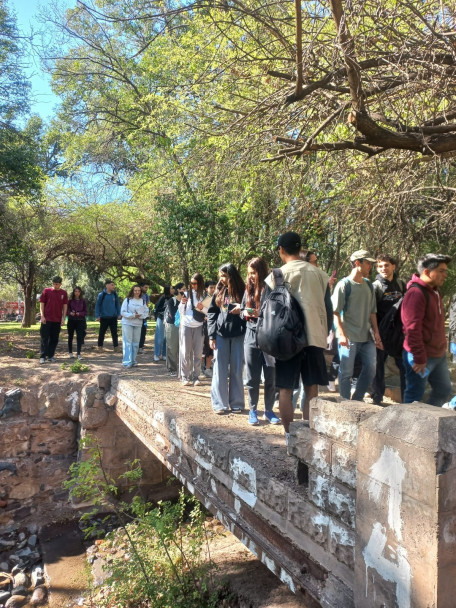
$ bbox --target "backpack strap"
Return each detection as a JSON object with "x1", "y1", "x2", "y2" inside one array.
[
  {"x1": 407, "y1": 283, "x2": 430, "y2": 307},
  {"x1": 343, "y1": 278, "x2": 373, "y2": 313}
]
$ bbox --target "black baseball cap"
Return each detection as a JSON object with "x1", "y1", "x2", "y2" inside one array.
[{"x1": 276, "y1": 231, "x2": 301, "y2": 251}]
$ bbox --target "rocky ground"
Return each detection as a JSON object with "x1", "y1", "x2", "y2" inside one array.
[{"x1": 0, "y1": 325, "x2": 318, "y2": 607}]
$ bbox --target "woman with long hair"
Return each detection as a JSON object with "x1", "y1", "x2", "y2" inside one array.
[
  {"x1": 207, "y1": 264, "x2": 246, "y2": 414},
  {"x1": 120, "y1": 285, "x2": 149, "y2": 368},
  {"x1": 178, "y1": 273, "x2": 207, "y2": 386},
  {"x1": 242, "y1": 257, "x2": 279, "y2": 426},
  {"x1": 67, "y1": 286, "x2": 87, "y2": 360},
  {"x1": 153, "y1": 285, "x2": 173, "y2": 361}
]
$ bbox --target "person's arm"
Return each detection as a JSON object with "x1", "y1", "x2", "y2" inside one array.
[
  {"x1": 401, "y1": 288, "x2": 428, "y2": 370},
  {"x1": 40, "y1": 300, "x2": 46, "y2": 324},
  {"x1": 333, "y1": 312, "x2": 349, "y2": 347},
  {"x1": 324, "y1": 285, "x2": 333, "y2": 334},
  {"x1": 121, "y1": 300, "x2": 134, "y2": 319},
  {"x1": 61, "y1": 304, "x2": 68, "y2": 325},
  {"x1": 207, "y1": 295, "x2": 220, "y2": 348},
  {"x1": 115, "y1": 294, "x2": 121, "y2": 318},
  {"x1": 95, "y1": 293, "x2": 101, "y2": 320},
  {"x1": 370, "y1": 313, "x2": 383, "y2": 350}
]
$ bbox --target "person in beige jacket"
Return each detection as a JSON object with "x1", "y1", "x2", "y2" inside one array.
[{"x1": 265, "y1": 231, "x2": 332, "y2": 442}]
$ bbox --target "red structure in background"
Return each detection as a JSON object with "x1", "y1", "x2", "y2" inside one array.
[{"x1": 0, "y1": 300, "x2": 24, "y2": 320}]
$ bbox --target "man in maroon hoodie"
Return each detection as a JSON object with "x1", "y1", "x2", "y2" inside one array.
[{"x1": 401, "y1": 254, "x2": 452, "y2": 406}]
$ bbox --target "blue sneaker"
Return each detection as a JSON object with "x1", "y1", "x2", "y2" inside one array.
[
  {"x1": 248, "y1": 410, "x2": 259, "y2": 425},
  {"x1": 263, "y1": 410, "x2": 280, "y2": 425}
]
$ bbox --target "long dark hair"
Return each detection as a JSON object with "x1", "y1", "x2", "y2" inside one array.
[
  {"x1": 216, "y1": 264, "x2": 245, "y2": 307},
  {"x1": 70, "y1": 286, "x2": 84, "y2": 300},
  {"x1": 246, "y1": 257, "x2": 269, "y2": 309},
  {"x1": 127, "y1": 285, "x2": 142, "y2": 299},
  {"x1": 163, "y1": 285, "x2": 172, "y2": 298},
  {"x1": 191, "y1": 273, "x2": 205, "y2": 299}
]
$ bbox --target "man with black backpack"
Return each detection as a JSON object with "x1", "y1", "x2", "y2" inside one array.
[
  {"x1": 264, "y1": 231, "x2": 331, "y2": 442},
  {"x1": 95, "y1": 280, "x2": 121, "y2": 351},
  {"x1": 331, "y1": 250, "x2": 382, "y2": 401},
  {"x1": 401, "y1": 254, "x2": 452, "y2": 406},
  {"x1": 371, "y1": 254, "x2": 406, "y2": 405}
]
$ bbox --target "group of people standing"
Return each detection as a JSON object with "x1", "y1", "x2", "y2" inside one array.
[{"x1": 38, "y1": 232, "x2": 454, "y2": 443}]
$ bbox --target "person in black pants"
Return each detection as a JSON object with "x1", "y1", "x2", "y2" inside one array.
[
  {"x1": 67, "y1": 286, "x2": 87, "y2": 360},
  {"x1": 95, "y1": 280, "x2": 121, "y2": 351},
  {"x1": 39, "y1": 276, "x2": 68, "y2": 364}
]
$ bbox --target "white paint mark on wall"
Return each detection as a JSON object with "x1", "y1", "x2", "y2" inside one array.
[
  {"x1": 234, "y1": 497, "x2": 241, "y2": 514},
  {"x1": 231, "y1": 457, "x2": 257, "y2": 508},
  {"x1": 312, "y1": 413, "x2": 358, "y2": 443},
  {"x1": 279, "y1": 569, "x2": 296, "y2": 593},
  {"x1": 261, "y1": 553, "x2": 276, "y2": 573},
  {"x1": 311, "y1": 474, "x2": 327, "y2": 508},
  {"x1": 368, "y1": 446, "x2": 406, "y2": 541},
  {"x1": 329, "y1": 519, "x2": 354, "y2": 547},
  {"x1": 313, "y1": 437, "x2": 330, "y2": 474},
  {"x1": 65, "y1": 391, "x2": 79, "y2": 417},
  {"x1": 363, "y1": 522, "x2": 412, "y2": 608}
]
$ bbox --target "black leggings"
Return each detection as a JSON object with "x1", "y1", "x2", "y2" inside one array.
[{"x1": 67, "y1": 319, "x2": 86, "y2": 354}]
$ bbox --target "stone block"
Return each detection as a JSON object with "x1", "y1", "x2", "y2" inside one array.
[
  {"x1": 327, "y1": 481, "x2": 356, "y2": 529},
  {"x1": 255, "y1": 476, "x2": 289, "y2": 517},
  {"x1": 308, "y1": 468, "x2": 329, "y2": 510},
  {"x1": 81, "y1": 385, "x2": 97, "y2": 409},
  {"x1": 328, "y1": 517, "x2": 355, "y2": 569},
  {"x1": 80, "y1": 405, "x2": 108, "y2": 430},
  {"x1": 357, "y1": 427, "x2": 440, "y2": 508},
  {"x1": 104, "y1": 391, "x2": 117, "y2": 407},
  {"x1": 289, "y1": 424, "x2": 331, "y2": 475},
  {"x1": 97, "y1": 373, "x2": 112, "y2": 390},
  {"x1": 310, "y1": 398, "x2": 381, "y2": 446},
  {"x1": 331, "y1": 443, "x2": 357, "y2": 489},
  {"x1": 287, "y1": 489, "x2": 329, "y2": 547}
]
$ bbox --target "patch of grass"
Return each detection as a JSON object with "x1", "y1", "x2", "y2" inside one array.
[
  {"x1": 61, "y1": 359, "x2": 90, "y2": 373},
  {"x1": 25, "y1": 351, "x2": 35, "y2": 359},
  {"x1": 0, "y1": 322, "x2": 40, "y2": 335}
]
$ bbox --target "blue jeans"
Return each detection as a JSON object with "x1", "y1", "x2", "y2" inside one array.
[
  {"x1": 122, "y1": 324, "x2": 141, "y2": 367},
  {"x1": 402, "y1": 350, "x2": 452, "y2": 406},
  {"x1": 338, "y1": 340, "x2": 376, "y2": 400},
  {"x1": 211, "y1": 335, "x2": 245, "y2": 412},
  {"x1": 154, "y1": 317, "x2": 166, "y2": 357}
]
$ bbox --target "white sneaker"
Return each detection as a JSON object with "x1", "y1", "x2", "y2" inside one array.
[
  {"x1": 194, "y1": 380, "x2": 201, "y2": 386},
  {"x1": 39, "y1": 358, "x2": 46, "y2": 364},
  {"x1": 327, "y1": 381, "x2": 336, "y2": 392},
  {"x1": 49, "y1": 357, "x2": 56, "y2": 363},
  {"x1": 68, "y1": 353, "x2": 74, "y2": 359},
  {"x1": 77, "y1": 355, "x2": 83, "y2": 361},
  {"x1": 154, "y1": 355, "x2": 160, "y2": 362},
  {"x1": 204, "y1": 368, "x2": 213, "y2": 378},
  {"x1": 182, "y1": 380, "x2": 192, "y2": 386},
  {"x1": 138, "y1": 348, "x2": 143, "y2": 354}
]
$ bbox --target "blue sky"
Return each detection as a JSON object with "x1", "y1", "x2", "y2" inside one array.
[{"x1": 12, "y1": 0, "x2": 72, "y2": 120}]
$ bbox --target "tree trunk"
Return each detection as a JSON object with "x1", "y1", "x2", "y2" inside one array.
[{"x1": 21, "y1": 264, "x2": 36, "y2": 328}]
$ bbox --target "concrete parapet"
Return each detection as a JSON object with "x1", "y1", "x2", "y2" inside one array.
[{"x1": 355, "y1": 403, "x2": 456, "y2": 608}]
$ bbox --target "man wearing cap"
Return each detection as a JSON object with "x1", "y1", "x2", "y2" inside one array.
[
  {"x1": 265, "y1": 231, "x2": 332, "y2": 441},
  {"x1": 401, "y1": 253, "x2": 452, "y2": 406},
  {"x1": 39, "y1": 276, "x2": 68, "y2": 364},
  {"x1": 331, "y1": 250, "x2": 382, "y2": 401}
]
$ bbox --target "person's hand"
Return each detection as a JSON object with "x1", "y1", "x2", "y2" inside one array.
[
  {"x1": 412, "y1": 362, "x2": 427, "y2": 375},
  {"x1": 60, "y1": 318, "x2": 65, "y2": 326},
  {"x1": 374, "y1": 332, "x2": 384, "y2": 351},
  {"x1": 209, "y1": 339, "x2": 216, "y2": 350},
  {"x1": 117, "y1": 316, "x2": 121, "y2": 320},
  {"x1": 230, "y1": 304, "x2": 241, "y2": 315},
  {"x1": 338, "y1": 333, "x2": 349, "y2": 347},
  {"x1": 41, "y1": 317, "x2": 46, "y2": 325},
  {"x1": 196, "y1": 302, "x2": 203, "y2": 310}
]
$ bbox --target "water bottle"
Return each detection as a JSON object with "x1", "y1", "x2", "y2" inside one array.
[{"x1": 407, "y1": 352, "x2": 429, "y2": 378}]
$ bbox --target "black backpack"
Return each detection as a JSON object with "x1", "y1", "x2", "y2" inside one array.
[
  {"x1": 256, "y1": 269, "x2": 307, "y2": 361},
  {"x1": 378, "y1": 283, "x2": 429, "y2": 357}
]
